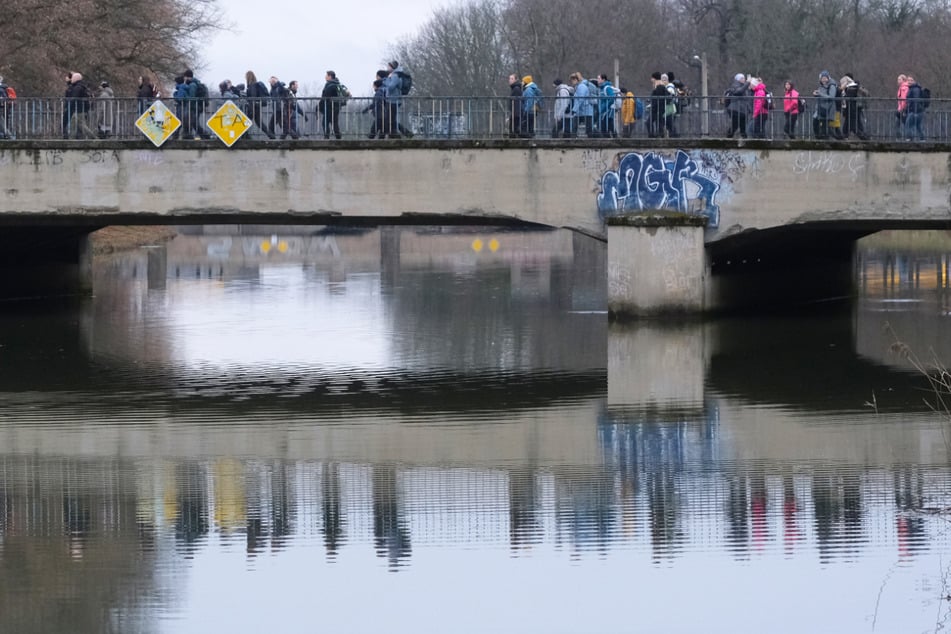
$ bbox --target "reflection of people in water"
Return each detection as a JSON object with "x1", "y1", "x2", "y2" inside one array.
[{"x1": 373, "y1": 466, "x2": 412, "y2": 568}]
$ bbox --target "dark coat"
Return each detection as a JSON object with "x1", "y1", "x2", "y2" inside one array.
[
  {"x1": 319, "y1": 79, "x2": 342, "y2": 115},
  {"x1": 66, "y1": 81, "x2": 91, "y2": 112}
]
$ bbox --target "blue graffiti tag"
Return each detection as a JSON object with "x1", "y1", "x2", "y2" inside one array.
[{"x1": 597, "y1": 150, "x2": 721, "y2": 227}]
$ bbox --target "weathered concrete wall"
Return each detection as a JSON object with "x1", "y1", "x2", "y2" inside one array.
[
  {"x1": 607, "y1": 215, "x2": 708, "y2": 316},
  {"x1": 1, "y1": 143, "x2": 950, "y2": 241}
]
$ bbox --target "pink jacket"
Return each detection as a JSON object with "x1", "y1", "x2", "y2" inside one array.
[
  {"x1": 784, "y1": 89, "x2": 800, "y2": 114},
  {"x1": 753, "y1": 83, "x2": 769, "y2": 117},
  {"x1": 897, "y1": 82, "x2": 909, "y2": 112}
]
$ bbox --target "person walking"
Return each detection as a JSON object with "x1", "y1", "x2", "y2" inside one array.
[
  {"x1": 283, "y1": 80, "x2": 303, "y2": 139},
  {"x1": 551, "y1": 78, "x2": 574, "y2": 138},
  {"x1": 569, "y1": 73, "x2": 595, "y2": 138},
  {"x1": 724, "y1": 73, "x2": 751, "y2": 139},
  {"x1": 751, "y1": 77, "x2": 769, "y2": 138},
  {"x1": 319, "y1": 70, "x2": 344, "y2": 139},
  {"x1": 507, "y1": 74, "x2": 523, "y2": 138},
  {"x1": 812, "y1": 70, "x2": 837, "y2": 140},
  {"x1": 96, "y1": 81, "x2": 115, "y2": 138},
  {"x1": 904, "y1": 74, "x2": 926, "y2": 141},
  {"x1": 620, "y1": 86, "x2": 636, "y2": 138},
  {"x1": 840, "y1": 73, "x2": 869, "y2": 140},
  {"x1": 137, "y1": 74, "x2": 156, "y2": 115},
  {"x1": 782, "y1": 80, "x2": 801, "y2": 139},
  {"x1": 521, "y1": 75, "x2": 541, "y2": 138},
  {"x1": 63, "y1": 72, "x2": 96, "y2": 139},
  {"x1": 895, "y1": 74, "x2": 909, "y2": 139},
  {"x1": 244, "y1": 71, "x2": 275, "y2": 139}
]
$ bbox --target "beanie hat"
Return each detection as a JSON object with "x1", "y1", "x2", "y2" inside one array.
[
  {"x1": 522, "y1": 75, "x2": 533, "y2": 85},
  {"x1": 734, "y1": 73, "x2": 745, "y2": 82},
  {"x1": 71, "y1": 72, "x2": 82, "y2": 82},
  {"x1": 819, "y1": 70, "x2": 830, "y2": 80},
  {"x1": 553, "y1": 78, "x2": 562, "y2": 86}
]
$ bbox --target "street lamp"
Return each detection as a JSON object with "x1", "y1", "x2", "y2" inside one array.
[{"x1": 693, "y1": 53, "x2": 708, "y2": 136}]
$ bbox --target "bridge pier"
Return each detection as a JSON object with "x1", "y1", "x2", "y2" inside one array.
[{"x1": 607, "y1": 213, "x2": 710, "y2": 319}]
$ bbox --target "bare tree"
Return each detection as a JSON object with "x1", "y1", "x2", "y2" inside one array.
[
  {"x1": 0, "y1": 0, "x2": 225, "y2": 95},
  {"x1": 390, "y1": 0, "x2": 511, "y2": 97}
]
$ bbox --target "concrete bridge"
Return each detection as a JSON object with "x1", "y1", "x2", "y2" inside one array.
[{"x1": 1, "y1": 138, "x2": 950, "y2": 313}]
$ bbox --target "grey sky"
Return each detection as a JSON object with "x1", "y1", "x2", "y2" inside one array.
[{"x1": 201, "y1": 0, "x2": 447, "y2": 97}]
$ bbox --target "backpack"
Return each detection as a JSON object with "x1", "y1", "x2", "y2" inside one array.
[
  {"x1": 582, "y1": 79, "x2": 598, "y2": 108},
  {"x1": 336, "y1": 83, "x2": 351, "y2": 104},
  {"x1": 765, "y1": 91, "x2": 774, "y2": 110},
  {"x1": 193, "y1": 80, "x2": 209, "y2": 108},
  {"x1": 634, "y1": 97, "x2": 645, "y2": 120},
  {"x1": 921, "y1": 87, "x2": 931, "y2": 110},
  {"x1": 798, "y1": 96, "x2": 807, "y2": 113},
  {"x1": 397, "y1": 71, "x2": 413, "y2": 96},
  {"x1": 4, "y1": 86, "x2": 16, "y2": 100}
]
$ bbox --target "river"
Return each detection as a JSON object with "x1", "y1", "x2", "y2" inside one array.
[{"x1": 0, "y1": 227, "x2": 949, "y2": 633}]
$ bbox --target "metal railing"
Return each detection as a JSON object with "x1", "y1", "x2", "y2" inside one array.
[{"x1": 0, "y1": 96, "x2": 945, "y2": 142}]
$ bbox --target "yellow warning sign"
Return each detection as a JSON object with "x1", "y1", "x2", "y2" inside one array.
[
  {"x1": 135, "y1": 100, "x2": 181, "y2": 147},
  {"x1": 207, "y1": 100, "x2": 253, "y2": 147}
]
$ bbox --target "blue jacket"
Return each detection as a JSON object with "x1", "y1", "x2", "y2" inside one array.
[
  {"x1": 383, "y1": 66, "x2": 404, "y2": 101},
  {"x1": 599, "y1": 80, "x2": 616, "y2": 119},
  {"x1": 522, "y1": 82, "x2": 541, "y2": 114},
  {"x1": 573, "y1": 80, "x2": 592, "y2": 117}
]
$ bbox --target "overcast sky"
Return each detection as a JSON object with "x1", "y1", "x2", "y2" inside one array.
[{"x1": 200, "y1": 0, "x2": 447, "y2": 98}]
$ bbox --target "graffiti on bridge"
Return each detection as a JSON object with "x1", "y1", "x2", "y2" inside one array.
[{"x1": 597, "y1": 150, "x2": 722, "y2": 228}]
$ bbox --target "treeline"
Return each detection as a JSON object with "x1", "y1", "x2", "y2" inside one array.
[
  {"x1": 0, "y1": 0, "x2": 223, "y2": 96},
  {"x1": 391, "y1": 0, "x2": 951, "y2": 99}
]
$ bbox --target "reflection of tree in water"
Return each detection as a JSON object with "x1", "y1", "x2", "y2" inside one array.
[
  {"x1": 373, "y1": 465, "x2": 411, "y2": 570},
  {"x1": 322, "y1": 462, "x2": 345, "y2": 559}
]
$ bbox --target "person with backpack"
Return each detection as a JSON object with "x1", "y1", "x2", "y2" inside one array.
[
  {"x1": 521, "y1": 75, "x2": 541, "y2": 138},
  {"x1": 551, "y1": 78, "x2": 574, "y2": 138},
  {"x1": 63, "y1": 72, "x2": 96, "y2": 139},
  {"x1": 751, "y1": 76, "x2": 769, "y2": 139},
  {"x1": 319, "y1": 70, "x2": 344, "y2": 139},
  {"x1": 569, "y1": 72, "x2": 595, "y2": 138},
  {"x1": 282, "y1": 80, "x2": 304, "y2": 140},
  {"x1": 723, "y1": 72, "x2": 751, "y2": 139},
  {"x1": 183, "y1": 70, "x2": 211, "y2": 140},
  {"x1": 904, "y1": 74, "x2": 926, "y2": 141},
  {"x1": 381, "y1": 63, "x2": 413, "y2": 139},
  {"x1": 244, "y1": 71, "x2": 275, "y2": 139},
  {"x1": 0, "y1": 75, "x2": 14, "y2": 140},
  {"x1": 840, "y1": 74, "x2": 869, "y2": 140},
  {"x1": 597, "y1": 73, "x2": 617, "y2": 138},
  {"x1": 782, "y1": 80, "x2": 801, "y2": 139},
  {"x1": 268, "y1": 76, "x2": 290, "y2": 138},
  {"x1": 649, "y1": 71, "x2": 671, "y2": 138}
]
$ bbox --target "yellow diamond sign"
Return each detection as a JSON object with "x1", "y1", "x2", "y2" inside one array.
[
  {"x1": 207, "y1": 100, "x2": 253, "y2": 147},
  {"x1": 135, "y1": 100, "x2": 181, "y2": 147}
]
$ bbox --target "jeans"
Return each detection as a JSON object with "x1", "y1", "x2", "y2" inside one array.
[{"x1": 905, "y1": 111, "x2": 924, "y2": 140}]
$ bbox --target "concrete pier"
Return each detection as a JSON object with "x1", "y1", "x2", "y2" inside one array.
[{"x1": 607, "y1": 213, "x2": 709, "y2": 318}]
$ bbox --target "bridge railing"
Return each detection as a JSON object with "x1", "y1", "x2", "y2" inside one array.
[{"x1": 0, "y1": 96, "x2": 944, "y2": 142}]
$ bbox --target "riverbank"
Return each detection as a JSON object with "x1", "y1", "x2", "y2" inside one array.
[{"x1": 89, "y1": 226, "x2": 177, "y2": 255}]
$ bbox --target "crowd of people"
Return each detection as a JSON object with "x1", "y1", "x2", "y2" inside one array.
[
  {"x1": 507, "y1": 69, "x2": 932, "y2": 141},
  {"x1": 0, "y1": 64, "x2": 934, "y2": 141},
  {"x1": 36, "y1": 61, "x2": 414, "y2": 140}
]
